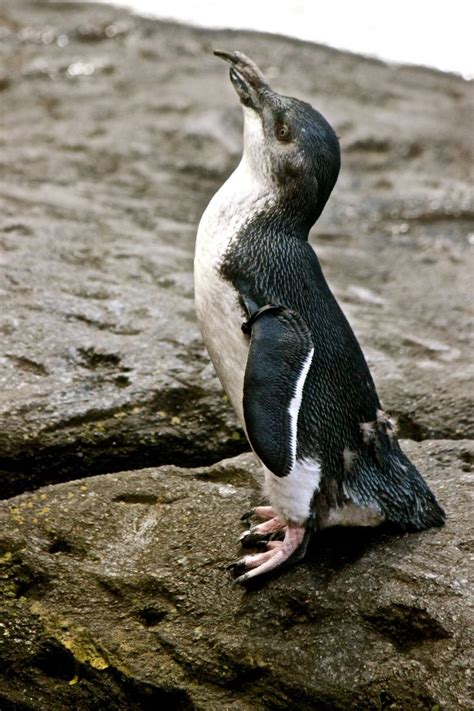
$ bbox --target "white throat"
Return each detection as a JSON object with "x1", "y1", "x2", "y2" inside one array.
[
  {"x1": 196, "y1": 162, "x2": 271, "y2": 269},
  {"x1": 241, "y1": 107, "x2": 271, "y2": 181}
]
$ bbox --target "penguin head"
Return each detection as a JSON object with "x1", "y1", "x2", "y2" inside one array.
[{"x1": 214, "y1": 50, "x2": 340, "y2": 228}]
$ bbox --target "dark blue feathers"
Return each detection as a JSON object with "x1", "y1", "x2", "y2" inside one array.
[{"x1": 242, "y1": 304, "x2": 314, "y2": 478}]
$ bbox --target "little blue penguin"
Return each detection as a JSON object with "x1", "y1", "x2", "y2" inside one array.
[{"x1": 194, "y1": 50, "x2": 445, "y2": 583}]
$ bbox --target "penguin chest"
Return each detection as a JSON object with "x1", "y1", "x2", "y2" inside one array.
[
  {"x1": 194, "y1": 189, "x2": 251, "y2": 424},
  {"x1": 195, "y1": 256, "x2": 248, "y2": 423}
]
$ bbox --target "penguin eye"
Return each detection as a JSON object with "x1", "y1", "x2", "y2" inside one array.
[{"x1": 276, "y1": 123, "x2": 291, "y2": 142}]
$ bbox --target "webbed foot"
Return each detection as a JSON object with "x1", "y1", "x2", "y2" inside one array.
[
  {"x1": 239, "y1": 512, "x2": 286, "y2": 548},
  {"x1": 231, "y1": 525, "x2": 307, "y2": 584},
  {"x1": 240, "y1": 505, "x2": 277, "y2": 523}
]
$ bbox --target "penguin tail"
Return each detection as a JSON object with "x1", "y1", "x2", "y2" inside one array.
[
  {"x1": 378, "y1": 445, "x2": 446, "y2": 531},
  {"x1": 345, "y1": 415, "x2": 445, "y2": 531}
]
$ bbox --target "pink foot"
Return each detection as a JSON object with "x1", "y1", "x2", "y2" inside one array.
[
  {"x1": 254, "y1": 516, "x2": 285, "y2": 534},
  {"x1": 240, "y1": 505, "x2": 276, "y2": 523},
  {"x1": 239, "y1": 514, "x2": 285, "y2": 543},
  {"x1": 253, "y1": 506, "x2": 277, "y2": 521},
  {"x1": 232, "y1": 525, "x2": 306, "y2": 584},
  {"x1": 239, "y1": 506, "x2": 286, "y2": 548}
]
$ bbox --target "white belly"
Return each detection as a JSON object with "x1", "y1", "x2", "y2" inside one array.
[
  {"x1": 194, "y1": 160, "x2": 269, "y2": 423},
  {"x1": 194, "y1": 252, "x2": 248, "y2": 423}
]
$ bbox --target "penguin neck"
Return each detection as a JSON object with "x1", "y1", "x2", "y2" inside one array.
[
  {"x1": 249, "y1": 200, "x2": 313, "y2": 240},
  {"x1": 223, "y1": 156, "x2": 312, "y2": 241}
]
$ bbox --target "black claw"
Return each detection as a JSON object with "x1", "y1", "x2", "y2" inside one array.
[
  {"x1": 240, "y1": 509, "x2": 255, "y2": 522},
  {"x1": 240, "y1": 529, "x2": 284, "y2": 549},
  {"x1": 233, "y1": 572, "x2": 251, "y2": 585},
  {"x1": 240, "y1": 530, "x2": 269, "y2": 548},
  {"x1": 227, "y1": 559, "x2": 248, "y2": 578}
]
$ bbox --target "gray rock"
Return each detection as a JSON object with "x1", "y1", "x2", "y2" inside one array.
[
  {"x1": 0, "y1": 0, "x2": 473, "y2": 496},
  {"x1": 1, "y1": 441, "x2": 472, "y2": 709}
]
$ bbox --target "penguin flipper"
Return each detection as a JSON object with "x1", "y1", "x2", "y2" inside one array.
[{"x1": 241, "y1": 303, "x2": 314, "y2": 478}]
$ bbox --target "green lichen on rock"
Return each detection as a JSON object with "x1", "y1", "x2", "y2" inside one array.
[{"x1": 30, "y1": 601, "x2": 110, "y2": 672}]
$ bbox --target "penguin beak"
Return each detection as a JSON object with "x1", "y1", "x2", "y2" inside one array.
[{"x1": 214, "y1": 50, "x2": 269, "y2": 112}]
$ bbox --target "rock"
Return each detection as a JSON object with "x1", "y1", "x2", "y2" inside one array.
[
  {"x1": 0, "y1": 0, "x2": 473, "y2": 496},
  {"x1": 0, "y1": 441, "x2": 472, "y2": 709}
]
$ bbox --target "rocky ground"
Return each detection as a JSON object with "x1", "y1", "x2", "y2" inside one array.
[
  {"x1": 0, "y1": 0, "x2": 473, "y2": 709},
  {"x1": 1, "y1": 443, "x2": 473, "y2": 710}
]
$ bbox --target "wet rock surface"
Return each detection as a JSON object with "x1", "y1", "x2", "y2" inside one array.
[
  {"x1": 1, "y1": 442, "x2": 473, "y2": 710},
  {"x1": 0, "y1": 1, "x2": 473, "y2": 708},
  {"x1": 0, "y1": 0, "x2": 473, "y2": 496}
]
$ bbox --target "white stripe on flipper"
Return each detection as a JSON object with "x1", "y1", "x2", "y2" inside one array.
[
  {"x1": 287, "y1": 346, "x2": 314, "y2": 467},
  {"x1": 264, "y1": 347, "x2": 320, "y2": 525}
]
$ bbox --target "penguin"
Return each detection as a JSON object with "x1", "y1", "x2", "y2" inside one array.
[{"x1": 194, "y1": 50, "x2": 445, "y2": 583}]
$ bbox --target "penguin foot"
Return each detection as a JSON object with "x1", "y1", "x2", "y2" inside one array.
[
  {"x1": 239, "y1": 528, "x2": 285, "y2": 549},
  {"x1": 240, "y1": 505, "x2": 277, "y2": 523},
  {"x1": 239, "y1": 514, "x2": 286, "y2": 548},
  {"x1": 232, "y1": 525, "x2": 306, "y2": 584},
  {"x1": 253, "y1": 506, "x2": 278, "y2": 521}
]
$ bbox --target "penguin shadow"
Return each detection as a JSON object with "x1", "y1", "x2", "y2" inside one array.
[
  {"x1": 305, "y1": 523, "x2": 396, "y2": 574},
  {"x1": 237, "y1": 524, "x2": 398, "y2": 592}
]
